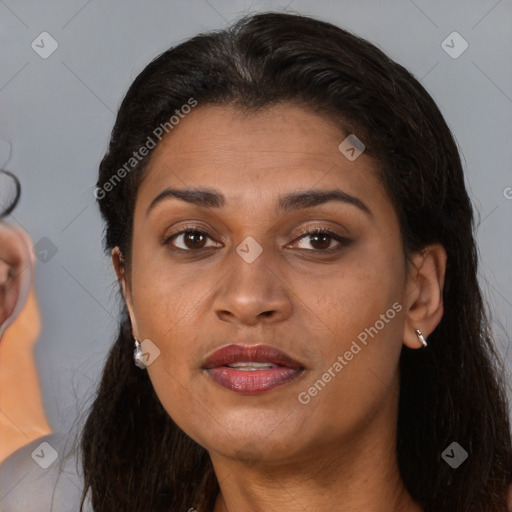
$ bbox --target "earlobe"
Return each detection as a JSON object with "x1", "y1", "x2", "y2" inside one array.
[
  {"x1": 111, "y1": 247, "x2": 127, "y2": 297},
  {"x1": 402, "y1": 244, "x2": 447, "y2": 349}
]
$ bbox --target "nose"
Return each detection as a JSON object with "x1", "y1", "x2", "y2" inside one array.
[{"x1": 212, "y1": 244, "x2": 293, "y2": 326}]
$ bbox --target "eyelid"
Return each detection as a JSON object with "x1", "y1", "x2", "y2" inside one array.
[{"x1": 291, "y1": 222, "x2": 349, "y2": 239}]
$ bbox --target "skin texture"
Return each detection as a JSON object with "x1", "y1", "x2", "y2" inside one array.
[{"x1": 113, "y1": 104, "x2": 447, "y2": 512}]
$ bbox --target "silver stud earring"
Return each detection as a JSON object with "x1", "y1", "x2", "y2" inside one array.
[
  {"x1": 415, "y1": 329, "x2": 427, "y2": 348},
  {"x1": 133, "y1": 339, "x2": 147, "y2": 369}
]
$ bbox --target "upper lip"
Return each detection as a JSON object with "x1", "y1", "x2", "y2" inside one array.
[{"x1": 202, "y1": 344, "x2": 303, "y2": 369}]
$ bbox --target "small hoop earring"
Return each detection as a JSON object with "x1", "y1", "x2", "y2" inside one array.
[
  {"x1": 415, "y1": 329, "x2": 427, "y2": 348},
  {"x1": 133, "y1": 339, "x2": 147, "y2": 370}
]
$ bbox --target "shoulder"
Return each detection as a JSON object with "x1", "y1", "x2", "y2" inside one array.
[{"x1": 0, "y1": 433, "x2": 92, "y2": 512}]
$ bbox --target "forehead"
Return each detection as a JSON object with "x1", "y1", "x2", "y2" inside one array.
[{"x1": 136, "y1": 103, "x2": 387, "y2": 215}]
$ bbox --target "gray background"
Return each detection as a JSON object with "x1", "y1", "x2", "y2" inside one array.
[{"x1": 1, "y1": 0, "x2": 511, "y2": 435}]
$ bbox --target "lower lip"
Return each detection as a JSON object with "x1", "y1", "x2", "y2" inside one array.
[{"x1": 204, "y1": 366, "x2": 304, "y2": 394}]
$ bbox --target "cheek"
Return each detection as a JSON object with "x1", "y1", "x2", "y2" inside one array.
[
  {"x1": 129, "y1": 248, "x2": 218, "y2": 394},
  {"x1": 135, "y1": 275, "x2": 206, "y2": 438},
  {"x1": 291, "y1": 239, "x2": 405, "y2": 421},
  {"x1": 301, "y1": 237, "x2": 404, "y2": 350},
  {"x1": 131, "y1": 245, "x2": 197, "y2": 333}
]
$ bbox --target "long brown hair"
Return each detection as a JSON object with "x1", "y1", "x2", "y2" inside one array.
[{"x1": 80, "y1": 12, "x2": 512, "y2": 511}]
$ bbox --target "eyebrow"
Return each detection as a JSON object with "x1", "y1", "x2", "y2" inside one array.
[{"x1": 146, "y1": 187, "x2": 372, "y2": 217}]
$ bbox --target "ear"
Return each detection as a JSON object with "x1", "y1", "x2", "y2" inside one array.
[
  {"x1": 0, "y1": 224, "x2": 33, "y2": 337},
  {"x1": 111, "y1": 247, "x2": 140, "y2": 340},
  {"x1": 402, "y1": 243, "x2": 447, "y2": 349}
]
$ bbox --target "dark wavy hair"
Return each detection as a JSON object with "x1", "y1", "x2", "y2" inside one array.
[
  {"x1": 0, "y1": 169, "x2": 21, "y2": 218},
  {"x1": 80, "y1": 12, "x2": 512, "y2": 512}
]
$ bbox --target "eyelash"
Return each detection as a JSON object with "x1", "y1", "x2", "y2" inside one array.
[{"x1": 164, "y1": 225, "x2": 351, "y2": 254}]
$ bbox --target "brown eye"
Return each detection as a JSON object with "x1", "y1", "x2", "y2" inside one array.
[
  {"x1": 166, "y1": 229, "x2": 218, "y2": 251},
  {"x1": 308, "y1": 232, "x2": 333, "y2": 250},
  {"x1": 291, "y1": 228, "x2": 350, "y2": 252},
  {"x1": 182, "y1": 231, "x2": 207, "y2": 249}
]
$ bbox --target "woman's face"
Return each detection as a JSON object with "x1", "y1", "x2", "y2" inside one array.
[{"x1": 121, "y1": 103, "x2": 415, "y2": 464}]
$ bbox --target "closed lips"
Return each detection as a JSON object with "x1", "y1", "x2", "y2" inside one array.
[{"x1": 202, "y1": 344, "x2": 305, "y2": 394}]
